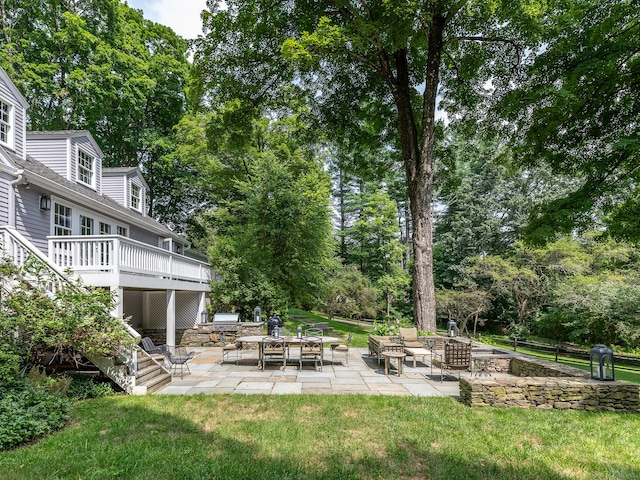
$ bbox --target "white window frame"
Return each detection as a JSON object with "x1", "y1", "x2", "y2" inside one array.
[
  {"x1": 99, "y1": 222, "x2": 111, "y2": 235},
  {"x1": 80, "y1": 215, "x2": 94, "y2": 235},
  {"x1": 0, "y1": 97, "x2": 14, "y2": 149},
  {"x1": 77, "y1": 148, "x2": 95, "y2": 188},
  {"x1": 130, "y1": 182, "x2": 142, "y2": 212},
  {"x1": 50, "y1": 198, "x2": 129, "y2": 238},
  {"x1": 54, "y1": 203, "x2": 72, "y2": 236}
]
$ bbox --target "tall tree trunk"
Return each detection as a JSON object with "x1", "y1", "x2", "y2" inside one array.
[
  {"x1": 403, "y1": 200, "x2": 411, "y2": 270},
  {"x1": 387, "y1": 10, "x2": 445, "y2": 332},
  {"x1": 338, "y1": 164, "x2": 346, "y2": 260}
]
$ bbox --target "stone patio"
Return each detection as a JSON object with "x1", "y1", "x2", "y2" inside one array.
[{"x1": 155, "y1": 347, "x2": 469, "y2": 397}]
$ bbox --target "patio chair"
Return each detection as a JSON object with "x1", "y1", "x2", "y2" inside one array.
[
  {"x1": 262, "y1": 336, "x2": 287, "y2": 370},
  {"x1": 140, "y1": 337, "x2": 167, "y2": 355},
  {"x1": 299, "y1": 336, "x2": 323, "y2": 371},
  {"x1": 219, "y1": 332, "x2": 243, "y2": 365},
  {"x1": 330, "y1": 333, "x2": 352, "y2": 366},
  {"x1": 439, "y1": 342, "x2": 472, "y2": 381},
  {"x1": 165, "y1": 346, "x2": 195, "y2": 379},
  {"x1": 399, "y1": 327, "x2": 424, "y2": 348},
  {"x1": 305, "y1": 327, "x2": 323, "y2": 337}
]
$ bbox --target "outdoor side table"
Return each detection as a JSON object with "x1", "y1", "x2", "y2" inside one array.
[
  {"x1": 403, "y1": 347, "x2": 431, "y2": 368},
  {"x1": 382, "y1": 351, "x2": 406, "y2": 376}
]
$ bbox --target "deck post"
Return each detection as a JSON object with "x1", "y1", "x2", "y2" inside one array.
[
  {"x1": 111, "y1": 286, "x2": 124, "y2": 318},
  {"x1": 166, "y1": 289, "x2": 176, "y2": 350}
]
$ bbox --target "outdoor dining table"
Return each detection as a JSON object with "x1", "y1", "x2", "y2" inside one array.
[{"x1": 236, "y1": 335, "x2": 343, "y2": 369}]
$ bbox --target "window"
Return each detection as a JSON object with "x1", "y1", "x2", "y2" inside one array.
[
  {"x1": 80, "y1": 215, "x2": 94, "y2": 235},
  {"x1": 117, "y1": 226, "x2": 128, "y2": 237},
  {"x1": 77, "y1": 149, "x2": 94, "y2": 187},
  {"x1": 54, "y1": 204, "x2": 72, "y2": 235},
  {"x1": 99, "y1": 222, "x2": 111, "y2": 235},
  {"x1": 130, "y1": 182, "x2": 141, "y2": 211},
  {"x1": 0, "y1": 99, "x2": 12, "y2": 146}
]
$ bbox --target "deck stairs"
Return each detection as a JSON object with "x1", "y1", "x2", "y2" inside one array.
[
  {"x1": 0, "y1": 226, "x2": 150, "y2": 394},
  {"x1": 135, "y1": 350, "x2": 172, "y2": 393}
]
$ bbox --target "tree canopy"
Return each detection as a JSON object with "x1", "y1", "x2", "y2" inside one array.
[
  {"x1": 0, "y1": 0, "x2": 191, "y2": 224},
  {"x1": 194, "y1": 0, "x2": 548, "y2": 331},
  {"x1": 497, "y1": 0, "x2": 640, "y2": 244}
]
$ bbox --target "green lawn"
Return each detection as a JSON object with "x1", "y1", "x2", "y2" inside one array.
[
  {"x1": 287, "y1": 308, "x2": 373, "y2": 348},
  {"x1": 1, "y1": 394, "x2": 638, "y2": 479}
]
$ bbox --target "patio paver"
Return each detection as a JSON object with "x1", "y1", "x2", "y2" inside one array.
[{"x1": 154, "y1": 347, "x2": 462, "y2": 398}]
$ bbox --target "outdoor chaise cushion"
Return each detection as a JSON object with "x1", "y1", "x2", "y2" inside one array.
[{"x1": 399, "y1": 327, "x2": 423, "y2": 348}]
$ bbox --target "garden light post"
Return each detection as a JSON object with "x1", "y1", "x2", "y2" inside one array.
[
  {"x1": 590, "y1": 344, "x2": 615, "y2": 381},
  {"x1": 447, "y1": 319, "x2": 459, "y2": 338}
]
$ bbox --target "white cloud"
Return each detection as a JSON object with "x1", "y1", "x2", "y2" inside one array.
[{"x1": 126, "y1": 0, "x2": 207, "y2": 39}]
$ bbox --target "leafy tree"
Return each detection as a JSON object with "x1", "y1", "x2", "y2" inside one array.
[
  {"x1": 463, "y1": 253, "x2": 546, "y2": 335},
  {"x1": 323, "y1": 265, "x2": 380, "y2": 321},
  {"x1": 433, "y1": 128, "x2": 575, "y2": 287},
  {"x1": 198, "y1": 111, "x2": 334, "y2": 318},
  {"x1": 346, "y1": 189, "x2": 403, "y2": 279},
  {"x1": 536, "y1": 237, "x2": 640, "y2": 347},
  {"x1": 435, "y1": 288, "x2": 492, "y2": 336},
  {"x1": 0, "y1": 0, "x2": 190, "y2": 222},
  {"x1": 497, "y1": 0, "x2": 640, "y2": 243},
  {"x1": 194, "y1": 0, "x2": 547, "y2": 331}
]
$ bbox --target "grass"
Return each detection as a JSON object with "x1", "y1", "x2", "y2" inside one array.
[
  {"x1": 287, "y1": 308, "x2": 373, "y2": 348},
  {"x1": 1, "y1": 394, "x2": 639, "y2": 479},
  {"x1": 482, "y1": 337, "x2": 640, "y2": 385}
]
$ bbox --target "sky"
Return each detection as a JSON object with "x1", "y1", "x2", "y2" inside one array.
[{"x1": 125, "y1": 0, "x2": 208, "y2": 39}]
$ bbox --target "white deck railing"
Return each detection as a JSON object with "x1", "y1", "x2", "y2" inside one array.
[
  {"x1": 48, "y1": 235, "x2": 212, "y2": 284},
  {"x1": 1, "y1": 226, "x2": 67, "y2": 293}
]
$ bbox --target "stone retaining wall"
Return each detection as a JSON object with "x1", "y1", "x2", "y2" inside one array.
[
  {"x1": 509, "y1": 356, "x2": 588, "y2": 378},
  {"x1": 460, "y1": 376, "x2": 640, "y2": 413},
  {"x1": 143, "y1": 323, "x2": 264, "y2": 348},
  {"x1": 459, "y1": 355, "x2": 639, "y2": 413}
]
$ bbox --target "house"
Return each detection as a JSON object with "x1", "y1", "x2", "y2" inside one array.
[{"x1": 0, "y1": 67, "x2": 213, "y2": 392}]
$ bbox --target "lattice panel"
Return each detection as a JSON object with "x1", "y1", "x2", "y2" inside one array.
[
  {"x1": 177, "y1": 292, "x2": 200, "y2": 328},
  {"x1": 145, "y1": 292, "x2": 166, "y2": 329},
  {"x1": 143, "y1": 291, "x2": 201, "y2": 329}
]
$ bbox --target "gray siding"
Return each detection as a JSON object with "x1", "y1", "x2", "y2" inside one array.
[
  {"x1": 102, "y1": 175, "x2": 126, "y2": 206},
  {"x1": 26, "y1": 138, "x2": 69, "y2": 178},
  {"x1": 0, "y1": 172, "x2": 10, "y2": 225},
  {"x1": 14, "y1": 186, "x2": 49, "y2": 254},
  {"x1": 13, "y1": 101, "x2": 26, "y2": 158},
  {"x1": 129, "y1": 224, "x2": 158, "y2": 246}
]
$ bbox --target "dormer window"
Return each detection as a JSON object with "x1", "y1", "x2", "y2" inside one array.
[
  {"x1": 0, "y1": 99, "x2": 13, "y2": 147},
  {"x1": 77, "y1": 149, "x2": 95, "y2": 187},
  {"x1": 130, "y1": 182, "x2": 142, "y2": 212}
]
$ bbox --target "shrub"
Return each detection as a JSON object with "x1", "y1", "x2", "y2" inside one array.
[
  {"x1": 0, "y1": 380, "x2": 71, "y2": 450},
  {"x1": 66, "y1": 375, "x2": 118, "y2": 400}
]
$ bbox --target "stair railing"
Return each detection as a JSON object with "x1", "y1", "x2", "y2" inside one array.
[{"x1": 1, "y1": 226, "x2": 141, "y2": 384}]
